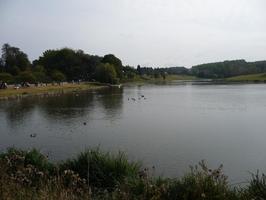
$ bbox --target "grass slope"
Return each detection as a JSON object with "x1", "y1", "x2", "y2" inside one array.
[
  {"x1": 122, "y1": 74, "x2": 197, "y2": 84},
  {"x1": 227, "y1": 73, "x2": 266, "y2": 82}
]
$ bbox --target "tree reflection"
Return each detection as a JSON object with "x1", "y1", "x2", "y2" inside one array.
[
  {"x1": 3, "y1": 98, "x2": 37, "y2": 127},
  {"x1": 95, "y1": 87, "x2": 123, "y2": 119},
  {"x1": 2, "y1": 88, "x2": 124, "y2": 127},
  {"x1": 38, "y1": 91, "x2": 95, "y2": 120}
]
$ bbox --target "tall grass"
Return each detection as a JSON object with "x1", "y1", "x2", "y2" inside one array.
[
  {"x1": 0, "y1": 148, "x2": 265, "y2": 199},
  {"x1": 59, "y1": 149, "x2": 141, "y2": 190}
]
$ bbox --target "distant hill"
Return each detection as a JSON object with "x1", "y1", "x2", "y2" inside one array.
[
  {"x1": 155, "y1": 67, "x2": 189, "y2": 75},
  {"x1": 191, "y1": 60, "x2": 266, "y2": 78}
]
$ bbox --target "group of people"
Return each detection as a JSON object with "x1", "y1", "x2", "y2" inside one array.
[
  {"x1": 0, "y1": 81, "x2": 7, "y2": 89},
  {"x1": 0, "y1": 81, "x2": 32, "y2": 90}
]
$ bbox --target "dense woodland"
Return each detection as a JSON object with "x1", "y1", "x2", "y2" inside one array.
[
  {"x1": 1, "y1": 43, "x2": 266, "y2": 84},
  {"x1": 191, "y1": 60, "x2": 266, "y2": 78}
]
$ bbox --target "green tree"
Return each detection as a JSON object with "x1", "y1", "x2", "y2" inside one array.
[
  {"x1": 16, "y1": 71, "x2": 36, "y2": 83},
  {"x1": 137, "y1": 65, "x2": 141, "y2": 75},
  {"x1": 51, "y1": 70, "x2": 66, "y2": 82},
  {"x1": 1, "y1": 43, "x2": 31, "y2": 74},
  {"x1": 32, "y1": 65, "x2": 48, "y2": 82},
  {"x1": 35, "y1": 48, "x2": 102, "y2": 81},
  {"x1": 95, "y1": 63, "x2": 118, "y2": 84},
  {"x1": 8, "y1": 66, "x2": 21, "y2": 76},
  {"x1": 154, "y1": 71, "x2": 161, "y2": 78},
  {"x1": 102, "y1": 54, "x2": 123, "y2": 79},
  {"x1": 0, "y1": 73, "x2": 14, "y2": 83}
]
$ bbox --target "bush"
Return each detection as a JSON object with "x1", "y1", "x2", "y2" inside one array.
[
  {"x1": 246, "y1": 172, "x2": 266, "y2": 199},
  {"x1": 60, "y1": 149, "x2": 140, "y2": 190},
  {"x1": 95, "y1": 63, "x2": 118, "y2": 84},
  {"x1": 16, "y1": 71, "x2": 36, "y2": 83},
  {"x1": 0, "y1": 72, "x2": 14, "y2": 83},
  {"x1": 51, "y1": 70, "x2": 66, "y2": 82},
  {"x1": 162, "y1": 161, "x2": 238, "y2": 200},
  {"x1": 32, "y1": 66, "x2": 49, "y2": 83}
]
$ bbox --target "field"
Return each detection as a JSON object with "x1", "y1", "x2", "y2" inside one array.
[
  {"x1": 122, "y1": 74, "x2": 197, "y2": 84},
  {"x1": 226, "y1": 73, "x2": 266, "y2": 82}
]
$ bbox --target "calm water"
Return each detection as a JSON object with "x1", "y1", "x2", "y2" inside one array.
[{"x1": 1, "y1": 82, "x2": 266, "y2": 183}]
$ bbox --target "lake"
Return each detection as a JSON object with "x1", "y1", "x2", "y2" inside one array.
[{"x1": 1, "y1": 82, "x2": 266, "y2": 183}]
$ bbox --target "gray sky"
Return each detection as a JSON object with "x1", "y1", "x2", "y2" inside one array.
[{"x1": 1, "y1": 0, "x2": 266, "y2": 68}]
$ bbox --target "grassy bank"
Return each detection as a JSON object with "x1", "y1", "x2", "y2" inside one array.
[
  {"x1": 0, "y1": 75, "x2": 198, "y2": 100},
  {"x1": 122, "y1": 74, "x2": 197, "y2": 84},
  {"x1": 0, "y1": 148, "x2": 265, "y2": 200},
  {"x1": 0, "y1": 82, "x2": 107, "y2": 99},
  {"x1": 226, "y1": 73, "x2": 266, "y2": 82}
]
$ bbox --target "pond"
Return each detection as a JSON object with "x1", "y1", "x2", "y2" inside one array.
[{"x1": 1, "y1": 82, "x2": 266, "y2": 183}]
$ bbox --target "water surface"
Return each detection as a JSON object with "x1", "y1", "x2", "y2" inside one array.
[{"x1": 1, "y1": 82, "x2": 266, "y2": 183}]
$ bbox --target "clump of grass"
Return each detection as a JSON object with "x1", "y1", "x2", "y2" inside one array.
[
  {"x1": 107, "y1": 161, "x2": 239, "y2": 200},
  {"x1": 163, "y1": 160, "x2": 239, "y2": 200},
  {"x1": 60, "y1": 149, "x2": 141, "y2": 190},
  {"x1": 245, "y1": 172, "x2": 266, "y2": 199}
]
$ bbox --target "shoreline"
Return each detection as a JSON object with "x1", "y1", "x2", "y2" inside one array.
[
  {"x1": 1, "y1": 78, "x2": 266, "y2": 100},
  {"x1": 0, "y1": 82, "x2": 109, "y2": 100}
]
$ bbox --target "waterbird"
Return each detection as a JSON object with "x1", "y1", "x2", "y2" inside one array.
[
  {"x1": 83, "y1": 122, "x2": 87, "y2": 125},
  {"x1": 30, "y1": 133, "x2": 37, "y2": 138},
  {"x1": 131, "y1": 98, "x2": 136, "y2": 101}
]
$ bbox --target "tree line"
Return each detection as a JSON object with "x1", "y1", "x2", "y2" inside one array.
[
  {"x1": 1, "y1": 43, "x2": 266, "y2": 84},
  {"x1": 0, "y1": 44, "x2": 124, "y2": 84},
  {"x1": 191, "y1": 59, "x2": 266, "y2": 78},
  {"x1": 0, "y1": 43, "x2": 187, "y2": 85}
]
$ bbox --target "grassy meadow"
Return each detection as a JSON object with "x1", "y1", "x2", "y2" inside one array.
[
  {"x1": 122, "y1": 74, "x2": 197, "y2": 84},
  {"x1": 226, "y1": 73, "x2": 266, "y2": 82}
]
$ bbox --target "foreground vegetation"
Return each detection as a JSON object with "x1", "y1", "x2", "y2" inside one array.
[{"x1": 0, "y1": 148, "x2": 266, "y2": 200}]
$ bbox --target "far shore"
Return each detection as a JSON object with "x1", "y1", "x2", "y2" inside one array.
[
  {"x1": 0, "y1": 82, "x2": 109, "y2": 100},
  {"x1": 2, "y1": 73, "x2": 266, "y2": 100}
]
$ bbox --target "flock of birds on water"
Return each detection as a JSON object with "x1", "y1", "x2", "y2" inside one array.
[
  {"x1": 128, "y1": 94, "x2": 146, "y2": 102},
  {"x1": 29, "y1": 93, "x2": 147, "y2": 138}
]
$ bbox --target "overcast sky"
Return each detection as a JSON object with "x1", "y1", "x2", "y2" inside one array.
[{"x1": 0, "y1": 0, "x2": 266, "y2": 67}]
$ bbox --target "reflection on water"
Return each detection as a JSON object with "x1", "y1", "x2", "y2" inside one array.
[
  {"x1": 95, "y1": 88, "x2": 124, "y2": 118},
  {"x1": 1, "y1": 98, "x2": 37, "y2": 128},
  {"x1": 1, "y1": 83, "x2": 266, "y2": 183},
  {"x1": 1, "y1": 87, "x2": 123, "y2": 125}
]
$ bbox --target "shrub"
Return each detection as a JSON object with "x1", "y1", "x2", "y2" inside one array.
[
  {"x1": 60, "y1": 149, "x2": 140, "y2": 190},
  {"x1": 0, "y1": 72, "x2": 14, "y2": 83},
  {"x1": 246, "y1": 172, "x2": 266, "y2": 199},
  {"x1": 95, "y1": 63, "x2": 118, "y2": 84},
  {"x1": 16, "y1": 71, "x2": 36, "y2": 83},
  {"x1": 51, "y1": 70, "x2": 66, "y2": 82}
]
